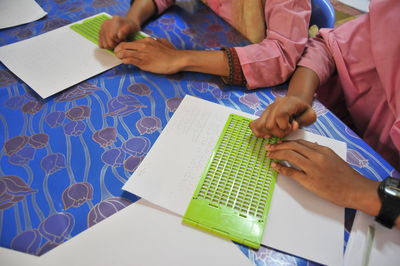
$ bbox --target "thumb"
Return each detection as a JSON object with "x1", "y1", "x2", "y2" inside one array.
[
  {"x1": 117, "y1": 24, "x2": 131, "y2": 40},
  {"x1": 294, "y1": 108, "x2": 316, "y2": 127},
  {"x1": 271, "y1": 162, "x2": 305, "y2": 182}
]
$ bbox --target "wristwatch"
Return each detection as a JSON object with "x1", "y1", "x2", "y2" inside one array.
[{"x1": 375, "y1": 177, "x2": 400, "y2": 228}]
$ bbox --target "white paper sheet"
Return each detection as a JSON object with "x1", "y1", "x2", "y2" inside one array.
[
  {"x1": 0, "y1": 0, "x2": 47, "y2": 29},
  {"x1": 338, "y1": 0, "x2": 370, "y2": 12},
  {"x1": 0, "y1": 13, "x2": 121, "y2": 99},
  {"x1": 344, "y1": 211, "x2": 400, "y2": 266},
  {"x1": 123, "y1": 95, "x2": 345, "y2": 266},
  {"x1": 0, "y1": 199, "x2": 252, "y2": 266}
]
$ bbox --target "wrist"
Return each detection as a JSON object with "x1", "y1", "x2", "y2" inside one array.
[
  {"x1": 287, "y1": 66, "x2": 319, "y2": 105},
  {"x1": 172, "y1": 50, "x2": 191, "y2": 72},
  {"x1": 349, "y1": 178, "x2": 380, "y2": 216},
  {"x1": 124, "y1": 16, "x2": 141, "y2": 30}
]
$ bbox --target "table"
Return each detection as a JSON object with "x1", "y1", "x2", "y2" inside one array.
[{"x1": 0, "y1": 0, "x2": 397, "y2": 265}]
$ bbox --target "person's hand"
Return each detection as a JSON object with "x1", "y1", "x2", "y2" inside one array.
[
  {"x1": 250, "y1": 96, "x2": 316, "y2": 138},
  {"x1": 266, "y1": 139, "x2": 380, "y2": 211},
  {"x1": 114, "y1": 38, "x2": 183, "y2": 74},
  {"x1": 99, "y1": 16, "x2": 140, "y2": 49}
]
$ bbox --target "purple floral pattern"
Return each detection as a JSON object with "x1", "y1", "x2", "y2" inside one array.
[
  {"x1": 136, "y1": 116, "x2": 161, "y2": 134},
  {"x1": 101, "y1": 148, "x2": 125, "y2": 167},
  {"x1": 92, "y1": 127, "x2": 117, "y2": 147},
  {"x1": 159, "y1": 17, "x2": 175, "y2": 31},
  {"x1": 55, "y1": 82, "x2": 99, "y2": 102},
  {"x1": 39, "y1": 212, "x2": 74, "y2": 243},
  {"x1": 127, "y1": 83, "x2": 152, "y2": 96},
  {"x1": 92, "y1": 0, "x2": 116, "y2": 8},
  {"x1": 190, "y1": 81, "x2": 210, "y2": 93},
  {"x1": 347, "y1": 149, "x2": 369, "y2": 168},
  {"x1": 11, "y1": 230, "x2": 42, "y2": 255},
  {"x1": 87, "y1": 197, "x2": 132, "y2": 227},
  {"x1": 29, "y1": 133, "x2": 49, "y2": 149},
  {"x1": 41, "y1": 18, "x2": 71, "y2": 33},
  {"x1": 122, "y1": 137, "x2": 150, "y2": 157},
  {"x1": 63, "y1": 121, "x2": 86, "y2": 136},
  {"x1": 66, "y1": 106, "x2": 91, "y2": 121},
  {"x1": 21, "y1": 101, "x2": 43, "y2": 114},
  {"x1": 239, "y1": 94, "x2": 260, "y2": 109},
  {"x1": 62, "y1": 182, "x2": 93, "y2": 209},
  {"x1": 0, "y1": 175, "x2": 36, "y2": 210},
  {"x1": 41, "y1": 153, "x2": 66, "y2": 175},
  {"x1": 3, "y1": 136, "x2": 30, "y2": 156},
  {"x1": 166, "y1": 97, "x2": 183, "y2": 112},
  {"x1": 0, "y1": 70, "x2": 17, "y2": 87},
  {"x1": 45, "y1": 111, "x2": 66, "y2": 128},
  {"x1": 5, "y1": 96, "x2": 26, "y2": 109},
  {"x1": 312, "y1": 100, "x2": 328, "y2": 116},
  {"x1": 124, "y1": 156, "x2": 143, "y2": 172},
  {"x1": 8, "y1": 146, "x2": 35, "y2": 165},
  {"x1": 211, "y1": 88, "x2": 230, "y2": 99},
  {"x1": 208, "y1": 24, "x2": 223, "y2": 32},
  {"x1": 106, "y1": 95, "x2": 145, "y2": 117},
  {"x1": 38, "y1": 242, "x2": 59, "y2": 256},
  {"x1": 16, "y1": 28, "x2": 34, "y2": 39}
]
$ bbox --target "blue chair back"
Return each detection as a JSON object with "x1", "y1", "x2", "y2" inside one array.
[{"x1": 310, "y1": 0, "x2": 336, "y2": 28}]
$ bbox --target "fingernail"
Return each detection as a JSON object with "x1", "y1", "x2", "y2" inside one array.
[
  {"x1": 271, "y1": 162, "x2": 277, "y2": 168},
  {"x1": 265, "y1": 144, "x2": 271, "y2": 149}
]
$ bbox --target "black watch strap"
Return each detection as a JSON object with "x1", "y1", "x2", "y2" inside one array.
[
  {"x1": 375, "y1": 177, "x2": 400, "y2": 229},
  {"x1": 375, "y1": 198, "x2": 399, "y2": 228}
]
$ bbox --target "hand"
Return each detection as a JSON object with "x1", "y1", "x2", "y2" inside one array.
[
  {"x1": 114, "y1": 38, "x2": 183, "y2": 74},
  {"x1": 266, "y1": 139, "x2": 380, "y2": 213},
  {"x1": 99, "y1": 16, "x2": 140, "y2": 49},
  {"x1": 249, "y1": 96, "x2": 316, "y2": 138}
]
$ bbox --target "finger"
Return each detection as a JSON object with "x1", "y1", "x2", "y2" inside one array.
[
  {"x1": 99, "y1": 34, "x2": 105, "y2": 48},
  {"x1": 115, "y1": 49, "x2": 143, "y2": 60},
  {"x1": 267, "y1": 140, "x2": 317, "y2": 160},
  {"x1": 267, "y1": 123, "x2": 291, "y2": 138},
  {"x1": 295, "y1": 108, "x2": 317, "y2": 127},
  {"x1": 105, "y1": 33, "x2": 118, "y2": 49},
  {"x1": 250, "y1": 109, "x2": 272, "y2": 138},
  {"x1": 294, "y1": 139, "x2": 321, "y2": 150},
  {"x1": 121, "y1": 56, "x2": 141, "y2": 66},
  {"x1": 268, "y1": 149, "x2": 311, "y2": 171},
  {"x1": 117, "y1": 24, "x2": 132, "y2": 41},
  {"x1": 99, "y1": 28, "x2": 112, "y2": 48},
  {"x1": 264, "y1": 104, "x2": 290, "y2": 138},
  {"x1": 271, "y1": 161, "x2": 306, "y2": 181},
  {"x1": 271, "y1": 161, "x2": 320, "y2": 195},
  {"x1": 115, "y1": 41, "x2": 145, "y2": 53},
  {"x1": 274, "y1": 110, "x2": 292, "y2": 132}
]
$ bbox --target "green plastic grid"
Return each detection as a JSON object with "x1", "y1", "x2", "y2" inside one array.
[
  {"x1": 183, "y1": 114, "x2": 279, "y2": 249},
  {"x1": 70, "y1": 14, "x2": 148, "y2": 49}
]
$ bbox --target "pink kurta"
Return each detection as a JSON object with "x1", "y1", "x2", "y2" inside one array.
[
  {"x1": 154, "y1": 0, "x2": 311, "y2": 89},
  {"x1": 298, "y1": 0, "x2": 400, "y2": 169}
]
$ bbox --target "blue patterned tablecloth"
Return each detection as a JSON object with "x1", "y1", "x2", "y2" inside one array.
[{"x1": 0, "y1": 0, "x2": 397, "y2": 265}]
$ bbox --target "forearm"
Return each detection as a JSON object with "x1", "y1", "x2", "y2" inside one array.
[
  {"x1": 126, "y1": 0, "x2": 157, "y2": 27},
  {"x1": 178, "y1": 50, "x2": 229, "y2": 77},
  {"x1": 287, "y1": 66, "x2": 319, "y2": 104}
]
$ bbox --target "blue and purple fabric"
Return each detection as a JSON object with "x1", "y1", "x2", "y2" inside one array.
[{"x1": 0, "y1": 0, "x2": 397, "y2": 265}]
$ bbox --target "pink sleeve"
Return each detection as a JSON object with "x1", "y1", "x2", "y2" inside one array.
[
  {"x1": 234, "y1": 0, "x2": 311, "y2": 89},
  {"x1": 297, "y1": 29, "x2": 336, "y2": 86},
  {"x1": 153, "y1": 0, "x2": 176, "y2": 14}
]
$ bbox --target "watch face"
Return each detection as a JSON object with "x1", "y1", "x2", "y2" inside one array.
[
  {"x1": 384, "y1": 178, "x2": 400, "y2": 197},
  {"x1": 384, "y1": 185, "x2": 400, "y2": 197}
]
